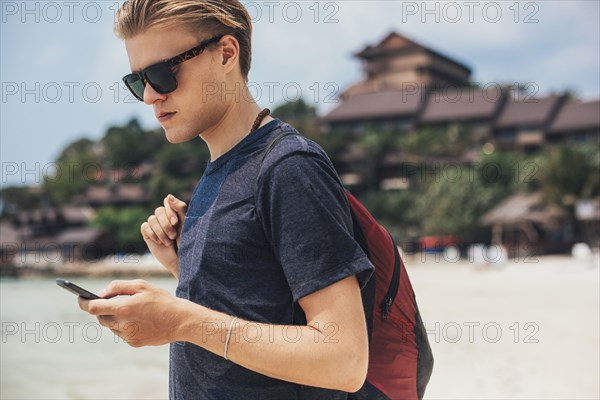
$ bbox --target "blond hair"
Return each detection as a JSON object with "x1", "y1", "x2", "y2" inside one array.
[{"x1": 114, "y1": 0, "x2": 253, "y2": 80}]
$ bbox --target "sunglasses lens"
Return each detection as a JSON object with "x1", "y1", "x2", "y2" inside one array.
[
  {"x1": 123, "y1": 74, "x2": 145, "y2": 101},
  {"x1": 145, "y1": 63, "x2": 178, "y2": 94}
]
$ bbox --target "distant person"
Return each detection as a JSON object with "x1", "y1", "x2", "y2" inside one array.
[{"x1": 78, "y1": 1, "x2": 374, "y2": 399}]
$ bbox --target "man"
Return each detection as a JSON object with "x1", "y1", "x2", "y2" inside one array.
[{"x1": 78, "y1": 1, "x2": 374, "y2": 399}]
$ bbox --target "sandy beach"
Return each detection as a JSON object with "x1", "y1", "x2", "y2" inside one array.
[
  {"x1": 1, "y1": 253, "x2": 598, "y2": 399},
  {"x1": 406, "y1": 252, "x2": 600, "y2": 399}
]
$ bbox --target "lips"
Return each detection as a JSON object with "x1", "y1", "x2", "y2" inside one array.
[{"x1": 157, "y1": 112, "x2": 176, "y2": 122}]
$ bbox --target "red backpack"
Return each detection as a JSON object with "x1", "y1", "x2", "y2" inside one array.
[{"x1": 261, "y1": 131, "x2": 434, "y2": 400}]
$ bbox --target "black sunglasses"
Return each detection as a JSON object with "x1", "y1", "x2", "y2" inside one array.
[{"x1": 123, "y1": 35, "x2": 223, "y2": 101}]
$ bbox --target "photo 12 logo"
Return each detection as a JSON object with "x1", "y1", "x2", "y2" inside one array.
[
  {"x1": 0, "y1": 1, "x2": 124, "y2": 24},
  {"x1": 1, "y1": 80, "x2": 340, "y2": 105},
  {"x1": 244, "y1": 1, "x2": 340, "y2": 24},
  {"x1": 1, "y1": 161, "x2": 141, "y2": 185},
  {"x1": 200, "y1": 81, "x2": 339, "y2": 104},
  {"x1": 425, "y1": 321, "x2": 540, "y2": 344},
  {"x1": 1, "y1": 321, "x2": 137, "y2": 344},
  {"x1": 0, "y1": 1, "x2": 341, "y2": 25},
  {"x1": 400, "y1": 1, "x2": 540, "y2": 24}
]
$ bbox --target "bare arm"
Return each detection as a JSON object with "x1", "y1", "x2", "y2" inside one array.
[
  {"x1": 179, "y1": 275, "x2": 368, "y2": 392},
  {"x1": 79, "y1": 275, "x2": 368, "y2": 393}
]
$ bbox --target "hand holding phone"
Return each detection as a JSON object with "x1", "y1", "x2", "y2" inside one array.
[{"x1": 56, "y1": 279, "x2": 101, "y2": 300}]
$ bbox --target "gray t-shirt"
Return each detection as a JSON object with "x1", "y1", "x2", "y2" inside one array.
[{"x1": 170, "y1": 119, "x2": 374, "y2": 400}]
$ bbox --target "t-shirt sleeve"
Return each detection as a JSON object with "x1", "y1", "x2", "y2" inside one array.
[{"x1": 256, "y1": 150, "x2": 374, "y2": 302}]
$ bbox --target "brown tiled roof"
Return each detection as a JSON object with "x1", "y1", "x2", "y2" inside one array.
[
  {"x1": 420, "y1": 87, "x2": 505, "y2": 123},
  {"x1": 0, "y1": 222, "x2": 20, "y2": 244},
  {"x1": 495, "y1": 95, "x2": 564, "y2": 128},
  {"x1": 60, "y1": 206, "x2": 94, "y2": 224},
  {"x1": 322, "y1": 89, "x2": 424, "y2": 122},
  {"x1": 132, "y1": 162, "x2": 155, "y2": 178},
  {"x1": 549, "y1": 99, "x2": 600, "y2": 133},
  {"x1": 382, "y1": 151, "x2": 478, "y2": 166},
  {"x1": 19, "y1": 236, "x2": 59, "y2": 250},
  {"x1": 83, "y1": 184, "x2": 148, "y2": 204},
  {"x1": 339, "y1": 143, "x2": 368, "y2": 163},
  {"x1": 85, "y1": 186, "x2": 112, "y2": 202},
  {"x1": 480, "y1": 192, "x2": 565, "y2": 227},
  {"x1": 355, "y1": 32, "x2": 422, "y2": 59},
  {"x1": 14, "y1": 206, "x2": 93, "y2": 226},
  {"x1": 55, "y1": 228, "x2": 104, "y2": 245},
  {"x1": 340, "y1": 80, "x2": 407, "y2": 98},
  {"x1": 355, "y1": 32, "x2": 471, "y2": 75},
  {"x1": 116, "y1": 184, "x2": 147, "y2": 202}
]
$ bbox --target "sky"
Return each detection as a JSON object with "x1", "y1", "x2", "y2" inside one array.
[{"x1": 1, "y1": 0, "x2": 599, "y2": 187}]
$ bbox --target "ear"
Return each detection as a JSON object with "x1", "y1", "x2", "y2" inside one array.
[{"x1": 219, "y1": 35, "x2": 239, "y2": 74}]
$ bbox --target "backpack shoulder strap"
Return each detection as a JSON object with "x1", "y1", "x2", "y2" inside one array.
[
  {"x1": 260, "y1": 131, "x2": 300, "y2": 164},
  {"x1": 254, "y1": 130, "x2": 300, "y2": 200}
]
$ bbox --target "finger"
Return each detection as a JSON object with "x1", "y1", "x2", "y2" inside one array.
[
  {"x1": 79, "y1": 298, "x2": 117, "y2": 316},
  {"x1": 147, "y1": 215, "x2": 173, "y2": 247},
  {"x1": 110, "y1": 328, "x2": 125, "y2": 341},
  {"x1": 97, "y1": 315, "x2": 116, "y2": 327},
  {"x1": 102, "y1": 279, "x2": 149, "y2": 298},
  {"x1": 167, "y1": 194, "x2": 188, "y2": 222},
  {"x1": 78, "y1": 296, "x2": 91, "y2": 312},
  {"x1": 155, "y1": 206, "x2": 177, "y2": 240},
  {"x1": 140, "y1": 222, "x2": 161, "y2": 246},
  {"x1": 163, "y1": 196, "x2": 180, "y2": 226}
]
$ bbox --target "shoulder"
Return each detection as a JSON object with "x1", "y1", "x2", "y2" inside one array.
[{"x1": 257, "y1": 123, "x2": 338, "y2": 187}]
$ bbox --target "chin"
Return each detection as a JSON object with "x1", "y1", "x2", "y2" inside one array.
[
  {"x1": 163, "y1": 128, "x2": 185, "y2": 144},
  {"x1": 163, "y1": 128, "x2": 190, "y2": 144}
]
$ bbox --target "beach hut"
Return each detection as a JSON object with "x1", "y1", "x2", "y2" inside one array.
[{"x1": 480, "y1": 192, "x2": 572, "y2": 257}]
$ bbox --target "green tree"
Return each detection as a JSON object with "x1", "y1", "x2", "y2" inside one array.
[
  {"x1": 415, "y1": 168, "x2": 501, "y2": 239},
  {"x1": 91, "y1": 206, "x2": 151, "y2": 253},
  {"x1": 148, "y1": 137, "x2": 210, "y2": 204},
  {"x1": 155, "y1": 137, "x2": 209, "y2": 177},
  {"x1": 272, "y1": 98, "x2": 319, "y2": 138},
  {"x1": 539, "y1": 144, "x2": 600, "y2": 204},
  {"x1": 100, "y1": 118, "x2": 164, "y2": 166},
  {"x1": 413, "y1": 151, "x2": 526, "y2": 241},
  {"x1": 477, "y1": 150, "x2": 529, "y2": 191},
  {"x1": 0, "y1": 186, "x2": 43, "y2": 214},
  {"x1": 358, "y1": 190, "x2": 420, "y2": 239},
  {"x1": 42, "y1": 119, "x2": 169, "y2": 205},
  {"x1": 272, "y1": 98, "x2": 350, "y2": 165},
  {"x1": 357, "y1": 129, "x2": 401, "y2": 191},
  {"x1": 399, "y1": 124, "x2": 473, "y2": 158},
  {"x1": 42, "y1": 137, "x2": 103, "y2": 204}
]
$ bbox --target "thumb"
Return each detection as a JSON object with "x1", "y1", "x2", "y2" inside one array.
[
  {"x1": 101, "y1": 279, "x2": 149, "y2": 298},
  {"x1": 167, "y1": 194, "x2": 188, "y2": 221}
]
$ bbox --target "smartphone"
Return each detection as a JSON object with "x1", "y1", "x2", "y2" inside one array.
[{"x1": 56, "y1": 279, "x2": 101, "y2": 300}]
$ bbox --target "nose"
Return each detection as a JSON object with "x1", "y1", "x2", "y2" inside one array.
[{"x1": 143, "y1": 83, "x2": 168, "y2": 105}]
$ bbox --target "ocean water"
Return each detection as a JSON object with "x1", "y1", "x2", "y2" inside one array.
[
  {"x1": 2, "y1": 255, "x2": 599, "y2": 399},
  {"x1": 1, "y1": 277, "x2": 177, "y2": 400}
]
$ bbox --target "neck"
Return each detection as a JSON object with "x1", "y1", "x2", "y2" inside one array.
[{"x1": 200, "y1": 100, "x2": 273, "y2": 162}]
